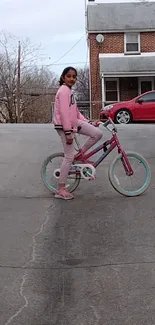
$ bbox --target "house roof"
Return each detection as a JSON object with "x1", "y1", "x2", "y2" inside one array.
[
  {"x1": 99, "y1": 53, "x2": 155, "y2": 76},
  {"x1": 87, "y1": 2, "x2": 155, "y2": 32}
]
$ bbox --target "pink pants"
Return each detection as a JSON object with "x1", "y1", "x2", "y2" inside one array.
[{"x1": 57, "y1": 120, "x2": 103, "y2": 184}]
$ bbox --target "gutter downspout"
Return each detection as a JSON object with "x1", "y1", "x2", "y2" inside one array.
[
  {"x1": 101, "y1": 73, "x2": 105, "y2": 109},
  {"x1": 88, "y1": 38, "x2": 92, "y2": 119},
  {"x1": 85, "y1": 1, "x2": 92, "y2": 119}
]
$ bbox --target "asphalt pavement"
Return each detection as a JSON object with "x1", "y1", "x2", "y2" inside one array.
[{"x1": 0, "y1": 123, "x2": 155, "y2": 325}]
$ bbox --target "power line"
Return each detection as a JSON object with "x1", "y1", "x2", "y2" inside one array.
[
  {"x1": 49, "y1": 61, "x2": 88, "y2": 67},
  {"x1": 46, "y1": 34, "x2": 86, "y2": 67},
  {"x1": 22, "y1": 61, "x2": 89, "y2": 68},
  {"x1": 17, "y1": 35, "x2": 88, "y2": 90}
]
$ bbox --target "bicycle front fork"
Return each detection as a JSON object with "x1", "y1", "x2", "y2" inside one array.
[{"x1": 121, "y1": 151, "x2": 134, "y2": 176}]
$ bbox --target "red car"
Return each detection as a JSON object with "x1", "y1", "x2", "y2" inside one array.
[{"x1": 100, "y1": 90, "x2": 155, "y2": 124}]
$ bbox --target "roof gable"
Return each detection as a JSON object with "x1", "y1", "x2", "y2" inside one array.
[{"x1": 87, "y1": 2, "x2": 155, "y2": 32}]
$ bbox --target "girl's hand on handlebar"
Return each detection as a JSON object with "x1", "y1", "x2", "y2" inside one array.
[{"x1": 91, "y1": 120, "x2": 100, "y2": 127}]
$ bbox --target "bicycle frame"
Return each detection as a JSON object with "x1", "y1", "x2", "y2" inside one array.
[
  {"x1": 73, "y1": 121, "x2": 134, "y2": 176},
  {"x1": 82, "y1": 132, "x2": 121, "y2": 168}
]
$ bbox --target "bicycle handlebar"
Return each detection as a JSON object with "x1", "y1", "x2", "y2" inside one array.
[{"x1": 99, "y1": 117, "x2": 117, "y2": 132}]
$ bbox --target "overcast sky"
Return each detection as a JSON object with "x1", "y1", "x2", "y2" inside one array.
[{"x1": 0, "y1": 0, "x2": 154, "y2": 76}]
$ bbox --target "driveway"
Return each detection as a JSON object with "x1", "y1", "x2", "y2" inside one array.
[{"x1": 0, "y1": 123, "x2": 155, "y2": 325}]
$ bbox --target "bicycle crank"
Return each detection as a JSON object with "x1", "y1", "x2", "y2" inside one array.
[
  {"x1": 53, "y1": 164, "x2": 96, "y2": 181},
  {"x1": 74, "y1": 163, "x2": 96, "y2": 181}
]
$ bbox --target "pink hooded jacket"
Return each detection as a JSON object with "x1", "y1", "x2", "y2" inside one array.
[{"x1": 53, "y1": 84, "x2": 89, "y2": 135}]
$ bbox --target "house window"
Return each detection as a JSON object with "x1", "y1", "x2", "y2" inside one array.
[
  {"x1": 105, "y1": 79, "x2": 119, "y2": 102},
  {"x1": 124, "y1": 33, "x2": 140, "y2": 53}
]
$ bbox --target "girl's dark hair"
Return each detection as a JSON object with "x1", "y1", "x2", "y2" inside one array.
[{"x1": 59, "y1": 66, "x2": 77, "y2": 86}]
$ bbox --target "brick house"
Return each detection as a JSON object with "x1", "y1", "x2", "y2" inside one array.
[{"x1": 87, "y1": 1, "x2": 155, "y2": 119}]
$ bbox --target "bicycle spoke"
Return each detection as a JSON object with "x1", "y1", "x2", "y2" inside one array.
[
  {"x1": 110, "y1": 152, "x2": 150, "y2": 195},
  {"x1": 132, "y1": 163, "x2": 142, "y2": 174},
  {"x1": 42, "y1": 154, "x2": 80, "y2": 192},
  {"x1": 129, "y1": 175, "x2": 135, "y2": 190},
  {"x1": 132, "y1": 176, "x2": 140, "y2": 186}
]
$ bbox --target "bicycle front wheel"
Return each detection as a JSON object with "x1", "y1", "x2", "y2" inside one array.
[
  {"x1": 41, "y1": 152, "x2": 81, "y2": 194},
  {"x1": 108, "y1": 151, "x2": 151, "y2": 197}
]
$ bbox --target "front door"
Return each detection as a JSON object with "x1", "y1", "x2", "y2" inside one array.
[
  {"x1": 139, "y1": 78, "x2": 154, "y2": 94},
  {"x1": 141, "y1": 81, "x2": 152, "y2": 93}
]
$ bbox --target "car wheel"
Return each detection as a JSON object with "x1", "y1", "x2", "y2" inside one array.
[{"x1": 114, "y1": 109, "x2": 132, "y2": 124}]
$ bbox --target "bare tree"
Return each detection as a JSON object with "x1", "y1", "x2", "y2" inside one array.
[
  {"x1": 0, "y1": 31, "x2": 58, "y2": 123},
  {"x1": 74, "y1": 67, "x2": 89, "y2": 102},
  {"x1": 21, "y1": 66, "x2": 58, "y2": 123}
]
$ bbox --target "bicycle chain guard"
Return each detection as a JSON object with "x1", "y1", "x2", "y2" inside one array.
[
  {"x1": 73, "y1": 163, "x2": 96, "y2": 180},
  {"x1": 53, "y1": 164, "x2": 96, "y2": 181}
]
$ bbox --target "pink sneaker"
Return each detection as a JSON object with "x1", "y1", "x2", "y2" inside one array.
[{"x1": 55, "y1": 188, "x2": 74, "y2": 200}]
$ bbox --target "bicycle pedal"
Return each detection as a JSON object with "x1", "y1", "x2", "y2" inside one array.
[{"x1": 88, "y1": 176, "x2": 96, "y2": 181}]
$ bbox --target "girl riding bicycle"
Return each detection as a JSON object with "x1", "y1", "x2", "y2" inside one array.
[{"x1": 53, "y1": 66, "x2": 103, "y2": 200}]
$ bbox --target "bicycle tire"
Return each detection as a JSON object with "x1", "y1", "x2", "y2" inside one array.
[
  {"x1": 108, "y1": 151, "x2": 151, "y2": 197},
  {"x1": 41, "y1": 152, "x2": 81, "y2": 194}
]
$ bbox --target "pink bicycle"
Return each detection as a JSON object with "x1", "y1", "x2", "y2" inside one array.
[{"x1": 41, "y1": 118, "x2": 151, "y2": 197}]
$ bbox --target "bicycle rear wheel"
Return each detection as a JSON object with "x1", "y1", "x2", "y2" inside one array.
[
  {"x1": 108, "y1": 151, "x2": 151, "y2": 197},
  {"x1": 41, "y1": 152, "x2": 81, "y2": 194}
]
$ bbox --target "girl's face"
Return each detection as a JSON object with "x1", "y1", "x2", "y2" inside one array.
[{"x1": 62, "y1": 69, "x2": 77, "y2": 87}]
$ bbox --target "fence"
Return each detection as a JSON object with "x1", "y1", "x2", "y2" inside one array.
[
  {"x1": 21, "y1": 87, "x2": 102, "y2": 123},
  {"x1": 0, "y1": 95, "x2": 101, "y2": 123}
]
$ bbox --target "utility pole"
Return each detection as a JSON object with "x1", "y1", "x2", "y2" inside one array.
[{"x1": 16, "y1": 41, "x2": 21, "y2": 123}]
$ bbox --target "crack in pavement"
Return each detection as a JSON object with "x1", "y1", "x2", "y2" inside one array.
[{"x1": 4, "y1": 203, "x2": 55, "y2": 325}]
